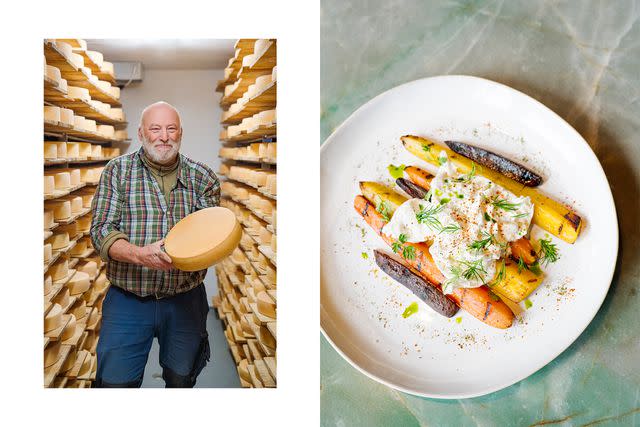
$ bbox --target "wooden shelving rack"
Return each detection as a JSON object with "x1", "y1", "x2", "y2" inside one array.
[
  {"x1": 213, "y1": 39, "x2": 277, "y2": 388},
  {"x1": 43, "y1": 38, "x2": 125, "y2": 388}
]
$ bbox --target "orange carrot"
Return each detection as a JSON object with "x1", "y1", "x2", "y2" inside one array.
[{"x1": 355, "y1": 195, "x2": 514, "y2": 329}]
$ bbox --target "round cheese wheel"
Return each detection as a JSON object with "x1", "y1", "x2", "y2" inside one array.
[
  {"x1": 108, "y1": 86, "x2": 120, "y2": 99},
  {"x1": 44, "y1": 303, "x2": 62, "y2": 332},
  {"x1": 44, "y1": 64, "x2": 62, "y2": 82},
  {"x1": 44, "y1": 105, "x2": 61, "y2": 123},
  {"x1": 94, "y1": 272, "x2": 107, "y2": 290},
  {"x1": 44, "y1": 209, "x2": 54, "y2": 229},
  {"x1": 47, "y1": 200, "x2": 71, "y2": 220},
  {"x1": 84, "y1": 119, "x2": 97, "y2": 133},
  {"x1": 53, "y1": 287, "x2": 69, "y2": 309},
  {"x1": 255, "y1": 74, "x2": 271, "y2": 89},
  {"x1": 68, "y1": 196, "x2": 83, "y2": 214},
  {"x1": 78, "y1": 143, "x2": 92, "y2": 158},
  {"x1": 102, "y1": 61, "x2": 114, "y2": 75},
  {"x1": 91, "y1": 145, "x2": 102, "y2": 158},
  {"x1": 81, "y1": 193, "x2": 93, "y2": 208},
  {"x1": 54, "y1": 41, "x2": 72, "y2": 59},
  {"x1": 60, "y1": 348, "x2": 77, "y2": 372},
  {"x1": 260, "y1": 325, "x2": 276, "y2": 349},
  {"x1": 49, "y1": 258, "x2": 68, "y2": 281},
  {"x1": 97, "y1": 125, "x2": 114, "y2": 138},
  {"x1": 164, "y1": 207, "x2": 242, "y2": 272},
  {"x1": 86, "y1": 50, "x2": 103, "y2": 67},
  {"x1": 257, "y1": 109, "x2": 276, "y2": 124},
  {"x1": 69, "y1": 53, "x2": 84, "y2": 68},
  {"x1": 51, "y1": 141, "x2": 67, "y2": 158},
  {"x1": 46, "y1": 231, "x2": 69, "y2": 250},
  {"x1": 44, "y1": 243, "x2": 52, "y2": 262},
  {"x1": 61, "y1": 314, "x2": 77, "y2": 341},
  {"x1": 256, "y1": 291, "x2": 276, "y2": 318},
  {"x1": 76, "y1": 215, "x2": 91, "y2": 232},
  {"x1": 254, "y1": 39, "x2": 270, "y2": 55},
  {"x1": 271, "y1": 66, "x2": 277, "y2": 82},
  {"x1": 70, "y1": 299, "x2": 87, "y2": 320},
  {"x1": 66, "y1": 142, "x2": 80, "y2": 158},
  {"x1": 44, "y1": 274, "x2": 52, "y2": 295},
  {"x1": 58, "y1": 222, "x2": 78, "y2": 239},
  {"x1": 114, "y1": 130, "x2": 128, "y2": 140},
  {"x1": 59, "y1": 78, "x2": 68, "y2": 92},
  {"x1": 68, "y1": 271, "x2": 90, "y2": 295},
  {"x1": 73, "y1": 115, "x2": 86, "y2": 130},
  {"x1": 79, "y1": 168, "x2": 95, "y2": 183},
  {"x1": 110, "y1": 108, "x2": 124, "y2": 120},
  {"x1": 238, "y1": 359, "x2": 250, "y2": 382},
  {"x1": 51, "y1": 172, "x2": 71, "y2": 189},
  {"x1": 77, "y1": 261, "x2": 97, "y2": 277},
  {"x1": 68, "y1": 86, "x2": 90, "y2": 101},
  {"x1": 44, "y1": 340, "x2": 62, "y2": 368},
  {"x1": 87, "y1": 309, "x2": 99, "y2": 328},
  {"x1": 96, "y1": 80, "x2": 110, "y2": 91},
  {"x1": 44, "y1": 176, "x2": 55, "y2": 195},
  {"x1": 70, "y1": 238, "x2": 88, "y2": 256},
  {"x1": 44, "y1": 142, "x2": 57, "y2": 159},
  {"x1": 59, "y1": 108, "x2": 74, "y2": 126}
]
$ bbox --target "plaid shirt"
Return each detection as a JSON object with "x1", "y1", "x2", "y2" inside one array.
[{"x1": 90, "y1": 148, "x2": 220, "y2": 297}]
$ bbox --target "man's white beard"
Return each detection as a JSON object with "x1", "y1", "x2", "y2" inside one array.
[{"x1": 142, "y1": 136, "x2": 180, "y2": 165}]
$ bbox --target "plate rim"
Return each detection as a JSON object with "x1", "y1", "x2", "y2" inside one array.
[{"x1": 320, "y1": 74, "x2": 619, "y2": 399}]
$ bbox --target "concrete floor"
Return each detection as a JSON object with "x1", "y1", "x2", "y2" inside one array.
[{"x1": 141, "y1": 308, "x2": 240, "y2": 388}]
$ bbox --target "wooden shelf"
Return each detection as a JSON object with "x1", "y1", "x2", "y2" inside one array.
[
  {"x1": 44, "y1": 120, "x2": 125, "y2": 144},
  {"x1": 44, "y1": 182, "x2": 87, "y2": 201},
  {"x1": 44, "y1": 41, "x2": 121, "y2": 107},
  {"x1": 44, "y1": 92, "x2": 127, "y2": 126},
  {"x1": 44, "y1": 344, "x2": 73, "y2": 388},
  {"x1": 44, "y1": 75, "x2": 67, "y2": 97},
  {"x1": 223, "y1": 123, "x2": 277, "y2": 143},
  {"x1": 74, "y1": 50, "x2": 116, "y2": 85},
  {"x1": 66, "y1": 77, "x2": 121, "y2": 107},
  {"x1": 222, "y1": 82, "x2": 277, "y2": 125},
  {"x1": 44, "y1": 41, "x2": 80, "y2": 75}
]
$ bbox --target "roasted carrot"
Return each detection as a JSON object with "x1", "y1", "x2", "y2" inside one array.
[
  {"x1": 354, "y1": 195, "x2": 514, "y2": 329},
  {"x1": 404, "y1": 166, "x2": 432, "y2": 190},
  {"x1": 404, "y1": 165, "x2": 538, "y2": 265}
]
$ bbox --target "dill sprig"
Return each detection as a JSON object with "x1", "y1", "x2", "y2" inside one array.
[
  {"x1": 415, "y1": 203, "x2": 443, "y2": 231},
  {"x1": 491, "y1": 197, "x2": 521, "y2": 212},
  {"x1": 450, "y1": 258, "x2": 488, "y2": 284},
  {"x1": 468, "y1": 231, "x2": 494, "y2": 252},
  {"x1": 439, "y1": 223, "x2": 461, "y2": 234},
  {"x1": 538, "y1": 238, "x2": 560, "y2": 266}
]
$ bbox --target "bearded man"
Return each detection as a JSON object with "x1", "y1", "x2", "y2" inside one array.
[{"x1": 90, "y1": 101, "x2": 220, "y2": 388}]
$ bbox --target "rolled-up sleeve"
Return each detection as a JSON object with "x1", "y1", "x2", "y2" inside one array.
[
  {"x1": 195, "y1": 168, "x2": 220, "y2": 210},
  {"x1": 90, "y1": 161, "x2": 129, "y2": 260}
]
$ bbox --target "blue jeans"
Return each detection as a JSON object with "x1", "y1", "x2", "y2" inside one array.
[{"x1": 95, "y1": 284, "x2": 210, "y2": 388}]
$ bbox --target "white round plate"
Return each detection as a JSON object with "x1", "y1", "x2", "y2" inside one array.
[{"x1": 320, "y1": 75, "x2": 618, "y2": 399}]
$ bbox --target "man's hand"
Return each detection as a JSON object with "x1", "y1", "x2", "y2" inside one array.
[
  {"x1": 109, "y1": 238, "x2": 173, "y2": 271},
  {"x1": 137, "y1": 239, "x2": 173, "y2": 271}
]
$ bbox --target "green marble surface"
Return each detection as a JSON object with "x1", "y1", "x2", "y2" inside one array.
[{"x1": 320, "y1": 0, "x2": 640, "y2": 425}]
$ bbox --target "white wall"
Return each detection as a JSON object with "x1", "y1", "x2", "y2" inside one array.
[{"x1": 119, "y1": 69, "x2": 226, "y2": 302}]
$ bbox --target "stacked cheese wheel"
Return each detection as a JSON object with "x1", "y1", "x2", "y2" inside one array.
[
  {"x1": 213, "y1": 39, "x2": 277, "y2": 388},
  {"x1": 43, "y1": 38, "x2": 124, "y2": 388}
]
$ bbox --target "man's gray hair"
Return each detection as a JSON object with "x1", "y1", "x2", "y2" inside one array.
[{"x1": 138, "y1": 101, "x2": 182, "y2": 129}]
